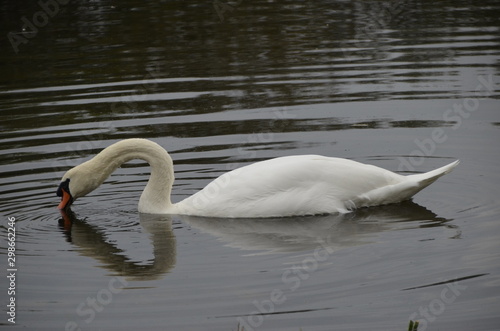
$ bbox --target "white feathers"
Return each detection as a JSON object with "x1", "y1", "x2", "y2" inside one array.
[
  {"x1": 60, "y1": 139, "x2": 459, "y2": 218},
  {"x1": 176, "y1": 156, "x2": 458, "y2": 217}
]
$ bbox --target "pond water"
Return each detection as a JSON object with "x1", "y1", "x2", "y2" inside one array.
[{"x1": 1, "y1": 0, "x2": 500, "y2": 330}]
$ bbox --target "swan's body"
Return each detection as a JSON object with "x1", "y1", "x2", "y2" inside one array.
[{"x1": 57, "y1": 138, "x2": 459, "y2": 218}]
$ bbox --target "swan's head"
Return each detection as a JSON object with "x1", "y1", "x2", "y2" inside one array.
[
  {"x1": 56, "y1": 178, "x2": 73, "y2": 209},
  {"x1": 56, "y1": 163, "x2": 102, "y2": 210}
]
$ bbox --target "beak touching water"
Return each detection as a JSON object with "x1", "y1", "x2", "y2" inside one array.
[{"x1": 56, "y1": 179, "x2": 73, "y2": 209}]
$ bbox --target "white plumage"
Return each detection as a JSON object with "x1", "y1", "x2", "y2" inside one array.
[{"x1": 57, "y1": 139, "x2": 459, "y2": 218}]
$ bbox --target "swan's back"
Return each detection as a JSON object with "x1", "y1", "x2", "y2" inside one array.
[{"x1": 176, "y1": 155, "x2": 424, "y2": 218}]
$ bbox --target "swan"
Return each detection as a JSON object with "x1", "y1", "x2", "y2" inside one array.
[{"x1": 56, "y1": 138, "x2": 459, "y2": 218}]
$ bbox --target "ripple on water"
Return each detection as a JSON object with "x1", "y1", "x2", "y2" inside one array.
[{"x1": 0, "y1": 2, "x2": 499, "y2": 329}]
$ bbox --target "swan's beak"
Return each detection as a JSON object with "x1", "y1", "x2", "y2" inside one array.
[
  {"x1": 57, "y1": 188, "x2": 73, "y2": 209},
  {"x1": 56, "y1": 179, "x2": 73, "y2": 210}
]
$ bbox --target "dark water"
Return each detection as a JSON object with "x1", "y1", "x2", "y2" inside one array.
[{"x1": 1, "y1": 0, "x2": 500, "y2": 330}]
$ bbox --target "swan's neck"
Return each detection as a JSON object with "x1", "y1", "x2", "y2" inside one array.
[{"x1": 86, "y1": 139, "x2": 174, "y2": 213}]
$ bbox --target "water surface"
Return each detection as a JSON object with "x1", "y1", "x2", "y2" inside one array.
[{"x1": 1, "y1": 0, "x2": 499, "y2": 330}]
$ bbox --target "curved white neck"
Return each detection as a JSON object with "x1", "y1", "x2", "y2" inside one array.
[{"x1": 88, "y1": 139, "x2": 175, "y2": 213}]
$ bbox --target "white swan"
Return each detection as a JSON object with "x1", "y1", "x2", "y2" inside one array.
[{"x1": 56, "y1": 138, "x2": 459, "y2": 218}]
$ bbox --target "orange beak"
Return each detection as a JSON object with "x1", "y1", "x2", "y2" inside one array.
[{"x1": 57, "y1": 188, "x2": 72, "y2": 210}]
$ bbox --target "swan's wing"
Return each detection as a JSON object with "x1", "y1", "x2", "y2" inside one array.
[{"x1": 176, "y1": 155, "x2": 405, "y2": 217}]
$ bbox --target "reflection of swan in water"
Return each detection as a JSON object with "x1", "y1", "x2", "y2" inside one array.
[
  {"x1": 58, "y1": 201, "x2": 455, "y2": 280},
  {"x1": 177, "y1": 201, "x2": 455, "y2": 253},
  {"x1": 59, "y1": 210, "x2": 176, "y2": 281}
]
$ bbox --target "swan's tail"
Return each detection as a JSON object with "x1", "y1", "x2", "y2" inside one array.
[
  {"x1": 407, "y1": 160, "x2": 460, "y2": 191},
  {"x1": 338, "y1": 160, "x2": 459, "y2": 210}
]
